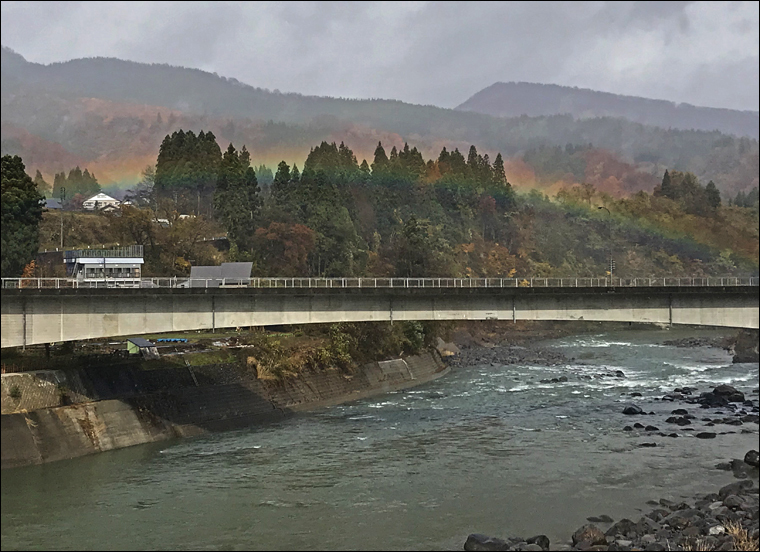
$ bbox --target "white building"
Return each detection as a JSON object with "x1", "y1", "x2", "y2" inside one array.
[
  {"x1": 64, "y1": 245, "x2": 144, "y2": 287},
  {"x1": 82, "y1": 192, "x2": 121, "y2": 211}
]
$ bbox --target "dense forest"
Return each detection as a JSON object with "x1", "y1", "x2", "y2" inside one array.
[{"x1": 7, "y1": 131, "x2": 757, "y2": 281}]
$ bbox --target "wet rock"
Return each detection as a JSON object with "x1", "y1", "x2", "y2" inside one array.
[
  {"x1": 696, "y1": 432, "x2": 717, "y2": 439},
  {"x1": 723, "y1": 495, "x2": 746, "y2": 510},
  {"x1": 712, "y1": 384, "x2": 745, "y2": 403},
  {"x1": 667, "y1": 433, "x2": 678, "y2": 437},
  {"x1": 587, "y1": 515, "x2": 613, "y2": 523},
  {"x1": 604, "y1": 519, "x2": 636, "y2": 538},
  {"x1": 630, "y1": 392, "x2": 642, "y2": 397},
  {"x1": 622, "y1": 405, "x2": 643, "y2": 415},
  {"x1": 572, "y1": 524, "x2": 607, "y2": 546},
  {"x1": 698, "y1": 392, "x2": 730, "y2": 408},
  {"x1": 623, "y1": 426, "x2": 633, "y2": 432},
  {"x1": 718, "y1": 479, "x2": 754, "y2": 498},
  {"x1": 633, "y1": 423, "x2": 645, "y2": 429},
  {"x1": 744, "y1": 450, "x2": 759, "y2": 467},
  {"x1": 645, "y1": 425, "x2": 659, "y2": 431},
  {"x1": 464, "y1": 534, "x2": 510, "y2": 551},
  {"x1": 639, "y1": 442, "x2": 657, "y2": 447},
  {"x1": 671, "y1": 409, "x2": 689, "y2": 415},
  {"x1": 525, "y1": 535, "x2": 550, "y2": 550}
]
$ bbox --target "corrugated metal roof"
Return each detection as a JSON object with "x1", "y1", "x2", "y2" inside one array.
[
  {"x1": 188, "y1": 263, "x2": 251, "y2": 287},
  {"x1": 221, "y1": 262, "x2": 252, "y2": 281},
  {"x1": 127, "y1": 337, "x2": 155, "y2": 347}
]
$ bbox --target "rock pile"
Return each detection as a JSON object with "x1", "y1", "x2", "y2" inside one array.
[{"x1": 464, "y1": 478, "x2": 759, "y2": 551}]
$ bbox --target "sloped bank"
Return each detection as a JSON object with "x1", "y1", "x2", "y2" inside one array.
[{"x1": 1, "y1": 351, "x2": 447, "y2": 469}]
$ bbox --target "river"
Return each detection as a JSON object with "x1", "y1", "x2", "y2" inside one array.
[{"x1": 2, "y1": 327, "x2": 758, "y2": 551}]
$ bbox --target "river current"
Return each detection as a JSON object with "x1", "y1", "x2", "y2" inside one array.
[{"x1": 2, "y1": 327, "x2": 758, "y2": 551}]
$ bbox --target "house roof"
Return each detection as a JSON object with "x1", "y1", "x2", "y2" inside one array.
[
  {"x1": 84, "y1": 192, "x2": 119, "y2": 203},
  {"x1": 127, "y1": 337, "x2": 155, "y2": 348},
  {"x1": 44, "y1": 198, "x2": 62, "y2": 209},
  {"x1": 188, "y1": 262, "x2": 252, "y2": 287}
]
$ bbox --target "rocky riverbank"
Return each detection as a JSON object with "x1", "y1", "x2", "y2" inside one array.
[
  {"x1": 465, "y1": 473, "x2": 758, "y2": 551},
  {"x1": 460, "y1": 378, "x2": 760, "y2": 551},
  {"x1": 452, "y1": 327, "x2": 759, "y2": 552}
]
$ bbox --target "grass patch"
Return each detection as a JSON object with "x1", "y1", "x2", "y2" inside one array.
[
  {"x1": 182, "y1": 350, "x2": 237, "y2": 366},
  {"x1": 726, "y1": 521, "x2": 759, "y2": 552}
]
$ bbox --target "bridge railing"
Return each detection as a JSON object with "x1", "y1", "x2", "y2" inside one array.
[{"x1": 2, "y1": 276, "x2": 759, "y2": 289}]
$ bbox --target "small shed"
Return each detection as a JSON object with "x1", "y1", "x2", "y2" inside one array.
[{"x1": 126, "y1": 338, "x2": 160, "y2": 359}]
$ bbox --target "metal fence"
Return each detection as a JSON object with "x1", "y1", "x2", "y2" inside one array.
[{"x1": 2, "y1": 276, "x2": 758, "y2": 290}]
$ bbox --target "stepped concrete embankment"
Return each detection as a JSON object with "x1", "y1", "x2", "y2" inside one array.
[{"x1": 1, "y1": 351, "x2": 447, "y2": 469}]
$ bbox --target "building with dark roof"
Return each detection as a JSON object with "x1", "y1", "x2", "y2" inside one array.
[
  {"x1": 126, "y1": 337, "x2": 159, "y2": 359},
  {"x1": 187, "y1": 262, "x2": 252, "y2": 288}
]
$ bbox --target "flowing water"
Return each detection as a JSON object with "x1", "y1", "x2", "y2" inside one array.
[{"x1": 2, "y1": 327, "x2": 758, "y2": 551}]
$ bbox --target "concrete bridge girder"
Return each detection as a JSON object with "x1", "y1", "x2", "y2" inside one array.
[{"x1": 1, "y1": 287, "x2": 757, "y2": 348}]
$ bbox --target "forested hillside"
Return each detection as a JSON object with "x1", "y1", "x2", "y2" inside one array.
[
  {"x1": 15, "y1": 134, "x2": 757, "y2": 282},
  {"x1": 456, "y1": 82, "x2": 759, "y2": 139},
  {"x1": 2, "y1": 47, "x2": 757, "y2": 199}
]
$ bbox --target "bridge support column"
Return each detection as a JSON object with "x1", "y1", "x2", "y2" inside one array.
[
  {"x1": 212, "y1": 295, "x2": 216, "y2": 333},
  {"x1": 22, "y1": 297, "x2": 27, "y2": 351},
  {"x1": 668, "y1": 294, "x2": 672, "y2": 328}
]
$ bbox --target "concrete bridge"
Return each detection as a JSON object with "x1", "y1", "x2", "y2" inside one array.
[{"x1": 1, "y1": 277, "x2": 758, "y2": 348}]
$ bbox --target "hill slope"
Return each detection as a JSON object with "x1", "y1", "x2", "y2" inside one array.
[
  {"x1": 456, "y1": 82, "x2": 759, "y2": 139},
  {"x1": 1, "y1": 47, "x2": 758, "y2": 197}
]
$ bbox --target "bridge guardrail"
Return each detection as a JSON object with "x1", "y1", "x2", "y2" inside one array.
[{"x1": 1, "y1": 276, "x2": 758, "y2": 289}]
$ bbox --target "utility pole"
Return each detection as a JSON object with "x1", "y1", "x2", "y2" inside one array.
[
  {"x1": 60, "y1": 187, "x2": 66, "y2": 250},
  {"x1": 598, "y1": 206, "x2": 613, "y2": 278}
]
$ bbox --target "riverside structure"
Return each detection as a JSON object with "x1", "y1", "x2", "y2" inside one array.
[{"x1": 1, "y1": 277, "x2": 757, "y2": 348}]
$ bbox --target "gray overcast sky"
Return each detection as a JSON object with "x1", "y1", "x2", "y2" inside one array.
[{"x1": 1, "y1": 1, "x2": 758, "y2": 111}]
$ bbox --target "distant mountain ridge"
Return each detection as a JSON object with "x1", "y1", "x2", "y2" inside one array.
[
  {"x1": 456, "y1": 82, "x2": 759, "y2": 139},
  {"x1": 1, "y1": 47, "x2": 758, "y2": 198}
]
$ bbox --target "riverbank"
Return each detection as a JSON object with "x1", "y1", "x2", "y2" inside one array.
[
  {"x1": 455, "y1": 328, "x2": 759, "y2": 552},
  {"x1": 1, "y1": 350, "x2": 447, "y2": 469},
  {"x1": 465, "y1": 474, "x2": 759, "y2": 551}
]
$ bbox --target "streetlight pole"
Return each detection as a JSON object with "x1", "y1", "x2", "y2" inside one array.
[{"x1": 598, "y1": 206, "x2": 613, "y2": 279}]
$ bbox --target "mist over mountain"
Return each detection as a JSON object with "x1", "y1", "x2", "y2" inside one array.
[
  {"x1": 1, "y1": 46, "x2": 757, "y2": 198},
  {"x1": 456, "y1": 82, "x2": 759, "y2": 139}
]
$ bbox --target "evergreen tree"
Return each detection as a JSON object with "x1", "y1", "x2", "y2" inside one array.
[
  {"x1": 213, "y1": 144, "x2": 260, "y2": 251},
  {"x1": 492, "y1": 153, "x2": 507, "y2": 186},
  {"x1": 33, "y1": 170, "x2": 49, "y2": 194},
  {"x1": 271, "y1": 160, "x2": 292, "y2": 206},
  {"x1": 705, "y1": 180, "x2": 721, "y2": 211},
  {"x1": 658, "y1": 170, "x2": 673, "y2": 199},
  {"x1": 372, "y1": 142, "x2": 388, "y2": 174},
  {"x1": 290, "y1": 163, "x2": 300, "y2": 184},
  {"x1": 1, "y1": 155, "x2": 44, "y2": 277}
]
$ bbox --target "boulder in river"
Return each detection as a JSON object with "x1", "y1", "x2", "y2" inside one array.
[
  {"x1": 623, "y1": 405, "x2": 643, "y2": 415},
  {"x1": 712, "y1": 384, "x2": 745, "y2": 403},
  {"x1": 525, "y1": 534, "x2": 550, "y2": 550},
  {"x1": 696, "y1": 432, "x2": 716, "y2": 439},
  {"x1": 571, "y1": 524, "x2": 607, "y2": 546},
  {"x1": 744, "y1": 450, "x2": 759, "y2": 467},
  {"x1": 464, "y1": 534, "x2": 510, "y2": 551}
]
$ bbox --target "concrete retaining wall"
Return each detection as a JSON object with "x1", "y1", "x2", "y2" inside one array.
[{"x1": 1, "y1": 351, "x2": 447, "y2": 469}]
